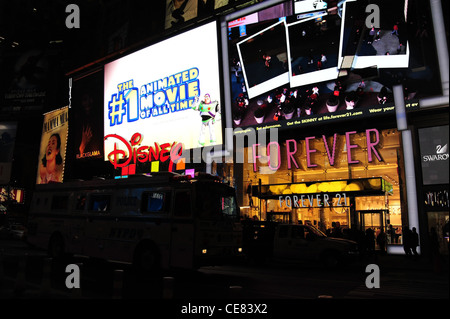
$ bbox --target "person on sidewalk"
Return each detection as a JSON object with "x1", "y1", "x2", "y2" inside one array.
[
  {"x1": 402, "y1": 227, "x2": 413, "y2": 257},
  {"x1": 411, "y1": 227, "x2": 420, "y2": 258},
  {"x1": 376, "y1": 228, "x2": 387, "y2": 255}
]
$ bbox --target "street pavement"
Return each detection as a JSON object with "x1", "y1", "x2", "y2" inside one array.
[{"x1": 1, "y1": 238, "x2": 448, "y2": 301}]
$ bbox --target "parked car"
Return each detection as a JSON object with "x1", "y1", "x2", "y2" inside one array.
[
  {"x1": 9, "y1": 224, "x2": 27, "y2": 239},
  {"x1": 0, "y1": 226, "x2": 10, "y2": 239},
  {"x1": 0, "y1": 224, "x2": 27, "y2": 240},
  {"x1": 243, "y1": 222, "x2": 359, "y2": 267}
]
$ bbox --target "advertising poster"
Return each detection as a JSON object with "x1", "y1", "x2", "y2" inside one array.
[
  {"x1": 227, "y1": 0, "x2": 439, "y2": 132},
  {"x1": 70, "y1": 70, "x2": 104, "y2": 160},
  {"x1": 419, "y1": 125, "x2": 449, "y2": 185},
  {"x1": 165, "y1": 0, "x2": 199, "y2": 29},
  {"x1": 36, "y1": 107, "x2": 69, "y2": 184},
  {"x1": 164, "y1": 0, "x2": 255, "y2": 29},
  {"x1": 104, "y1": 21, "x2": 223, "y2": 163},
  {"x1": 0, "y1": 48, "x2": 49, "y2": 112},
  {"x1": 0, "y1": 122, "x2": 17, "y2": 184}
]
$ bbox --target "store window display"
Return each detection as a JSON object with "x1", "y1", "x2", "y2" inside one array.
[{"x1": 243, "y1": 128, "x2": 405, "y2": 250}]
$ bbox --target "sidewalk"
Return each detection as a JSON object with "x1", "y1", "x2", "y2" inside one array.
[{"x1": 363, "y1": 253, "x2": 449, "y2": 273}]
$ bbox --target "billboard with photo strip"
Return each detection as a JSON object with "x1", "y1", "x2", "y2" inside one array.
[
  {"x1": 226, "y1": 0, "x2": 440, "y2": 132},
  {"x1": 104, "y1": 21, "x2": 223, "y2": 164}
]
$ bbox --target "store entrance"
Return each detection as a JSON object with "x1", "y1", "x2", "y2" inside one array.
[
  {"x1": 427, "y1": 211, "x2": 449, "y2": 256},
  {"x1": 358, "y1": 210, "x2": 388, "y2": 232},
  {"x1": 357, "y1": 209, "x2": 389, "y2": 249}
]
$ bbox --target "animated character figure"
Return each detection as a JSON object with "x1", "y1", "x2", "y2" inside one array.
[
  {"x1": 263, "y1": 54, "x2": 271, "y2": 69},
  {"x1": 192, "y1": 93, "x2": 220, "y2": 146}
]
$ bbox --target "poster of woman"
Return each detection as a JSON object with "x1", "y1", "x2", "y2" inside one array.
[{"x1": 36, "y1": 106, "x2": 69, "y2": 184}]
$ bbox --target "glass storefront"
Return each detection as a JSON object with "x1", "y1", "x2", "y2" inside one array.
[
  {"x1": 240, "y1": 128, "x2": 405, "y2": 250},
  {"x1": 427, "y1": 211, "x2": 449, "y2": 256}
]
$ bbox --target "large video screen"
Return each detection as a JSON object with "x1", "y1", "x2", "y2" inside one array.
[
  {"x1": 419, "y1": 125, "x2": 449, "y2": 185},
  {"x1": 104, "y1": 21, "x2": 223, "y2": 161},
  {"x1": 225, "y1": 0, "x2": 439, "y2": 132}
]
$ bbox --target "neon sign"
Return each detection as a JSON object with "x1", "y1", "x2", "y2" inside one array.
[
  {"x1": 104, "y1": 132, "x2": 183, "y2": 171},
  {"x1": 252, "y1": 128, "x2": 382, "y2": 172}
]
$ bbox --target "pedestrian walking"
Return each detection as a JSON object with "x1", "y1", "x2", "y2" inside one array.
[
  {"x1": 376, "y1": 228, "x2": 387, "y2": 255},
  {"x1": 402, "y1": 227, "x2": 413, "y2": 257},
  {"x1": 365, "y1": 228, "x2": 376, "y2": 258},
  {"x1": 411, "y1": 227, "x2": 419, "y2": 258},
  {"x1": 391, "y1": 22, "x2": 399, "y2": 36},
  {"x1": 368, "y1": 26, "x2": 375, "y2": 44}
]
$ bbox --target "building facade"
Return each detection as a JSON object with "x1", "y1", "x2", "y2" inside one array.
[{"x1": 0, "y1": 0, "x2": 448, "y2": 257}]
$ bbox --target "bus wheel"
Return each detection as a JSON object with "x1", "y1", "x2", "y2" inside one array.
[
  {"x1": 133, "y1": 243, "x2": 160, "y2": 274},
  {"x1": 48, "y1": 233, "x2": 65, "y2": 259}
]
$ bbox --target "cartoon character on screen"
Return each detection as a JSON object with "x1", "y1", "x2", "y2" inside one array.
[{"x1": 192, "y1": 93, "x2": 220, "y2": 146}]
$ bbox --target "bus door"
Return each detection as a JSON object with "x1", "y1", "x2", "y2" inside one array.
[
  {"x1": 170, "y1": 190, "x2": 194, "y2": 268},
  {"x1": 68, "y1": 193, "x2": 88, "y2": 255},
  {"x1": 84, "y1": 193, "x2": 112, "y2": 259}
]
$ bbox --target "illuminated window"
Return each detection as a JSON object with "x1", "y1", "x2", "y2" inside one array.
[
  {"x1": 142, "y1": 192, "x2": 170, "y2": 214},
  {"x1": 89, "y1": 194, "x2": 111, "y2": 212}
]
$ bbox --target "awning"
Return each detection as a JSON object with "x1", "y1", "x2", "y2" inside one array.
[{"x1": 251, "y1": 177, "x2": 393, "y2": 199}]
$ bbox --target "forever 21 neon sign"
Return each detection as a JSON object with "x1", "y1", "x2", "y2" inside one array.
[{"x1": 252, "y1": 128, "x2": 383, "y2": 172}]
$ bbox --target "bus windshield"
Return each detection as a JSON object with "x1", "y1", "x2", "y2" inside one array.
[{"x1": 196, "y1": 183, "x2": 238, "y2": 220}]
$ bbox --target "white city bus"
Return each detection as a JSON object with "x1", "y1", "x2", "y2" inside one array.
[{"x1": 26, "y1": 172, "x2": 243, "y2": 271}]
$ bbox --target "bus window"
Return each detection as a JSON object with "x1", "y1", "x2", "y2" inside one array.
[
  {"x1": 292, "y1": 226, "x2": 305, "y2": 239},
  {"x1": 196, "y1": 190, "x2": 238, "y2": 220},
  {"x1": 89, "y1": 194, "x2": 111, "y2": 212},
  {"x1": 75, "y1": 194, "x2": 87, "y2": 211},
  {"x1": 51, "y1": 195, "x2": 69, "y2": 211},
  {"x1": 174, "y1": 191, "x2": 191, "y2": 217},
  {"x1": 278, "y1": 225, "x2": 289, "y2": 238},
  {"x1": 142, "y1": 192, "x2": 170, "y2": 214},
  {"x1": 221, "y1": 196, "x2": 237, "y2": 218}
]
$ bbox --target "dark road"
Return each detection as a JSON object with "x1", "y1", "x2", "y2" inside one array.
[{"x1": 1, "y1": 238, "x2": 448, "y2": 301}]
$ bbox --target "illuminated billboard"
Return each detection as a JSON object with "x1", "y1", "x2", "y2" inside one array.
[
  {"x1": 339, "y1": 0, "x2": 409, "y2": 69},
  {"x1": 0, "y1": 122, "x2": 17, "y2": 184},
  {"x1": 419, "y1": 125, "x2": 449, "y2": 185},
  {"x1": 225, "y1": 0, "x2": 440, "y2": 132},
  {"x1": 70, "y1": 70, "x2": 104, "y2": 161},
  {"x1": 104, "y1": 21, "x2": 223, "y2": 162},
  {"x1": 36, "y1": 107, "x2": 69, "y2": 184}
]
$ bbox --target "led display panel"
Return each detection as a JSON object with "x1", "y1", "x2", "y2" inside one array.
[
  {"x1": 294, "y1": 0, "x2": 328, "y2": 14},
  {"x1": 236, "y1": 19, "x2": 290, "y2": 99},
  {"x1": 104, "y1": 21, "x2": 223, "y2": 162},
  {"x1": 287, "y1": 12, "x2": 340, "y2": 88},
  {"x1": 339, "y1": 0, "x2": 409, "y2": 69},
  {"x1": 225, "y1": 0, "x2": 439, "y2": 133},
  {"x1": 419, "y1": 125, "x2": 449, "y2": 185}
]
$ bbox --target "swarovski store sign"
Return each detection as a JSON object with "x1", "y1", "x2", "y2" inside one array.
[{"x1": 418, "y1": 125, "x2": 449, "y2": 185}]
